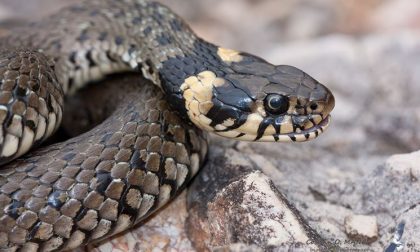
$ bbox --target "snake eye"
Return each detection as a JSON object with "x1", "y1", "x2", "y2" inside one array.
[
  {"x1": 264, "y1": 94, "x2": 289, "y2": 115},
  {"x1": 310, "y1": 103, "x2": 318, "y2": 111}
]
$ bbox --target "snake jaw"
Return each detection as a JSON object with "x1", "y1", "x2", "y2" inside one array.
[
  {"x1": 284, "y1": 114, "x2": 331, "y2": 142},
  {"x1": 213, "y1": 114, "x2": 331, "y2": 142}
]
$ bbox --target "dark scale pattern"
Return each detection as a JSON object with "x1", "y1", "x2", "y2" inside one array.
[
  {"x1": 159, "y1": 40, "x2": 235, "y2": 120},
  {"x1": 0, "y1": 0, "x2": 199, "y2": 95},
  {"x1": 0, "y1": 51, "x2": 64, "y2": 165},
  {"x1": 0, "y1": 3, "x2": 210, "y2": 248},
  {"x1": 0, "y1": 78, "x2": 207, "y2": 251}
]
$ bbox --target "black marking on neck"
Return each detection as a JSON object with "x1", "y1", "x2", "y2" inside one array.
[{"x1": 159, "y1": 40, "x2": 246, "y2": 123}]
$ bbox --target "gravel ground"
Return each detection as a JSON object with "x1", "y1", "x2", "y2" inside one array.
[{"x1": 1, "y1": 0, "x2": 420, "y2": 251}]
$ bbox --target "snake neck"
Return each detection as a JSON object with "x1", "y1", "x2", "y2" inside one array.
[
  {"x1": 0, "y1": 0, "x2": 236, "y2": 128},
  {"x1": 0, "y1": 0, "x2": 200, "y2": 94},
  {"x1": 157, "y1": 39, "x2": 230, "y2": 120}
]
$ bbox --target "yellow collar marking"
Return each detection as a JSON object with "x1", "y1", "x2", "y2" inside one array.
[
  {"x1": 181, "y1": 70, "x2": 228, "y2": 132},
  {"x1": 217, "y1": 47, "x2": 243, "y2": 63}
]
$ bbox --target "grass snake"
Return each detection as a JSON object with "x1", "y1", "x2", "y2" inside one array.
[{"x1": 0, "y1": 0, "x2": 335, "y2": 251}]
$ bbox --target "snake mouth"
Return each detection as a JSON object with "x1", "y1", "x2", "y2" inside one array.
[
  {"x1": 284, "y1": 114, "x2": 331, "y2": 142},
  {"x1": 215, "y1": 114, "x2": 331, "y2": 142},
  {"x1": 254, "y1": 114, "x2": 331, "y2": 142}
]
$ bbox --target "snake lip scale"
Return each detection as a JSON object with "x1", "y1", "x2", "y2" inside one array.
[{"x1": 0, "y1": 0, "x2": 335, "y2": 251}]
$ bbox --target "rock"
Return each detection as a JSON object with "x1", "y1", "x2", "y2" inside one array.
[
  {"x1": 344, "y1": 214, "x2": 378, "y2": 244},
  {"x1": 186, "y1": 147, "x2": 335, "y2": 251},
  {"x1": 385, "y1": 150, "x2": 420, "y2": 179}
]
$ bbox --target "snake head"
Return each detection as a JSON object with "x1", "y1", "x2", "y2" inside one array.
[
  {"x1": 244, "y1": 64, "x2": 335, "y2": 142},
  {"x1": 181, "y1": 48, "x2": 334, "y2": 142},
  {"x1": 161, "y1": 46, "x2": 334, "y2": 142}
]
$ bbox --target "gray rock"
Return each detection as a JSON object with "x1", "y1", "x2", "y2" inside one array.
[{"x1": 186, "y1": 147, "x2": 335, "y2": 251}]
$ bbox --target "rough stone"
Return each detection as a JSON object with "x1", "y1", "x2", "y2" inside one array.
[
  {"x1": 385, "y1": 150, "x2": 420, "y2": 179},
  {"x1": 186, "y1": 148, "x2": 335, "y2": 252}
]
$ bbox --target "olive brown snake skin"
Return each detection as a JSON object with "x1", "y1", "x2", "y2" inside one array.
[{"x1": 0, "y1": 0, "x2": 335, "y2": 251}]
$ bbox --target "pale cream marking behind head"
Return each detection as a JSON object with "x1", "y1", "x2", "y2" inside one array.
[
  {"x1": 181, "y1": 70, "x2": 227, "y2": 132},
  {"x1": 199, "y1": 101, "x2": 213, "y2": 114},
  {"x1": 215, "y1": 124, "x2": 227, "y2": 131},
  {"x1": 222, "y1": 118, "x2": 235, "y2": 127},
  {"x1": 217, "y1": 47, "x2": 243, "y2": 63}
]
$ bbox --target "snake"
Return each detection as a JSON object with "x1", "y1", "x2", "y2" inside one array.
[{"x1": 0, "y1": 0, "x2": 335, "y2": 251}]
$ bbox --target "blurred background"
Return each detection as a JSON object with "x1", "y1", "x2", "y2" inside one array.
[{"x1": 1, "y1": 0, "x2": 420, "y2": 251}]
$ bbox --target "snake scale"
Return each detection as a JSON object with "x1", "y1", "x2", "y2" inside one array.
[{"x1": 0, "y1": 0, "x2": 335, "y2": 251}]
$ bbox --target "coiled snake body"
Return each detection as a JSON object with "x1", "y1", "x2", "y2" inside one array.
[{"x1": 0, "y1": 1, "x2": 335, "y2": 251}]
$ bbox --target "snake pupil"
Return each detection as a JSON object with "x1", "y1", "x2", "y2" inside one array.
[
  {"x1": 265, "y1": 94, "x2": 289, "y2": 115},
  {"x1": 310, "y1": 103, "x2": 318, "y2": 111}
]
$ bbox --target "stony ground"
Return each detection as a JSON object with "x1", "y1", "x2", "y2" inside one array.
[{"x1": 1, "y1": 0, "x2": 420, "y2": 251}]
